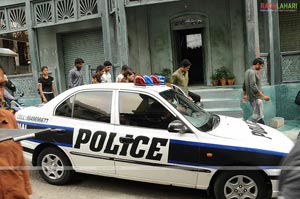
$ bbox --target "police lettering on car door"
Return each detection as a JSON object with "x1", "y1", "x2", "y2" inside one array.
[{"x1": 74, "y1": 128, "x2": 168, "y2": 161}]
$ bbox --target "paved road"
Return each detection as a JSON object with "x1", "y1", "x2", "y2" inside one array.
[{"x1": 29, "y1": 167, "x2": 211, "y2": 199}]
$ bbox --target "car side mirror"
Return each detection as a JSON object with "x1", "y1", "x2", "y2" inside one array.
[{"x1": 168, "y1": 120, "x2": 188, "y2": 133}]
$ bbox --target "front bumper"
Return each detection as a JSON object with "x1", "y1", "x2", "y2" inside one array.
[{"x1": 264, "y1": 169, "x2": 280, "y2": 198}]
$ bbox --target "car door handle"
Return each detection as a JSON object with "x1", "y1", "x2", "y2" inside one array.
[{"x1": 119, "y1": 137, "x2": 134, "y2": 144}]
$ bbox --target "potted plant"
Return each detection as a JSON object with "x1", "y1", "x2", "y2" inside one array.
[
  {"x1": 161, "y1": 68, "x2": 171, "y2": 86},
  {"x1": 227, "y1": 72, "x2": 235, "y2": 85},
  {"x1": 217, "y1": 66, "x2": 228, "y2": 86},
  {"x1": 211, "y1": 73, "x2": 219, "y2": 86}
]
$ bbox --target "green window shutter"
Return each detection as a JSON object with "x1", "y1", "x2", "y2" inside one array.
[
  {"x1": 279, "y1": 12, "x2": 300, "y2": 52},
  {"x1": 62, "y1": 29, "x2": 105, "y2": 87}
]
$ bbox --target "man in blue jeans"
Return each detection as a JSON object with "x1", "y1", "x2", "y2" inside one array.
[{"x1": 243, "y1": 57, "x2": 270, "y2": 124}]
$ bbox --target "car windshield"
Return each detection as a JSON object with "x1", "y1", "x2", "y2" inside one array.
[{"x1": 160, "y1": 89, "x2": 216, "y2": 132}]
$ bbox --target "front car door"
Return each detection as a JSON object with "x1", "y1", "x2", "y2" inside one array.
[{"x1": 113, "y1": 90, "x2": 201, "y2": 188}]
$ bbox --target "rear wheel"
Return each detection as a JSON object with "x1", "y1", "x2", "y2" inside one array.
[
  {"x1": 37, "y1": 147, "x2": 74, "y2": 185},
  {"x1": 214, "y1": 171, "x2": 270, "y2": 199}
]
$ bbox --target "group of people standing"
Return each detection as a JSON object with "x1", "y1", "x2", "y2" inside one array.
[
  {"x1": 67, "y1": 58, "x2": 135, "y2": 86},
  {"x1": 91, "y1": 61, "x2": 113, "y2": 84},
  {"x1": 38, "y1": 58, "x2": 135, "y2": 104},
  {"x1": 92, "y1": 63, "x2": 135, "y2": 84},
  {"x1": 37, "y1": 57, "x2": 84, "y2": 104}
]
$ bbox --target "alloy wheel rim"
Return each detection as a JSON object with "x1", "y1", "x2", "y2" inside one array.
[
  {"x1": 41, "y1": 154, "x2": 64, "y2": 180},
  {"x1": 224, "y1": 175, "x2": 258, "y2": 199}
]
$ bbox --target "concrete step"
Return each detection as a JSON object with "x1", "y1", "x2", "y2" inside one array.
[
  {"x1": 202, "y1": 98, "x2": 240, "y2": 109},
  {"x1": 205, "y1": 107, "x2": 244, "y2": 118},
  {"x1": 189, "y1": 87, "x2": 243, "y2": 118},
  {"x1": 191, "y1": 88, "x2": 242, "y2": 99}
]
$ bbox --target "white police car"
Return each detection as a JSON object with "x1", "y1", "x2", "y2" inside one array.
[{"x1": 16, "y1": 75, "x2": 293, "y2": 199}]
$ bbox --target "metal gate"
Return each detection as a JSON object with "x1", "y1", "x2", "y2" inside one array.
[{"x1": 62, "y1": 29, "x2": 104, "y2": 88}]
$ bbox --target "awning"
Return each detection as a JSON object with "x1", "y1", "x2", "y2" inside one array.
[{"x1": 0, "y1": 48, "x2": 17, "y2": 57}]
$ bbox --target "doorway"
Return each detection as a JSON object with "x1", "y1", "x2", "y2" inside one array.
[{"x1": 173, "y1": 28, "x2": 204, "y2": 85}]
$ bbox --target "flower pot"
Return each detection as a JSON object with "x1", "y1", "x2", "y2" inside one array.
[
  {"x1": 212, "y1": 79, "x2": 219, "y2": 86},
  {"x1": 220, "y1": 78, "x2": 227, "y2": 86},
  {"x1": 227, "y1": 79, "x2": 235, "y2": 86}
]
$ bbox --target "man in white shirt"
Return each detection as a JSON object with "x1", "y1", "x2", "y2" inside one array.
[{"x1": 102, "y1": 61, "x2": 112, "y2": 83}]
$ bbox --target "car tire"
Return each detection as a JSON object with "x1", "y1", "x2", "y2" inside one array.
[
  {"x1": 37, "y1": 147, "x2": 74, "y2": 185},
  {"x1": 214, "y1": 171, "x2": 269, "y2": 199}
]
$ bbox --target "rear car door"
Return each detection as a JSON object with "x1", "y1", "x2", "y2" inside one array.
[
  {"x1": 113, "y1": 90, "x2": 200, "y2": 187},
  {"x1": 51, "y1": 89, "x2": 116, "y2": 175}
]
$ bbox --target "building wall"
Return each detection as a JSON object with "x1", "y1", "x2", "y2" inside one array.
[
  {"x1": 276, "y1": 83, "x2": 300, "y2": 120},
  {"x1": 127, "y1": 6, "x2": 151, "y2": 75},
  {"x1": 37, "y1": 18, "x2": 102, "y2": 92},
  {"x1": 228, "y1": 0, "x2": 246, "y2": 84},
  {"x1": 126, "y1": 0, "x2": 246, "y2": 85},
  {"x1": 0, "y1": 0, "x2": 24, "y2": 6}
]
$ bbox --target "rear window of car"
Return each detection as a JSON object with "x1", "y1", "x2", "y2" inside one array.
[{"x1": 55, "y1": 91, "x2": 112, "y2": 123}]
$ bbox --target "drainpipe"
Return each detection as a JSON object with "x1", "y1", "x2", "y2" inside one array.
[
  {"x1": 267, "y1": 0, "x2": 281, "y2": 85},
  {"x1": 116, "y1": 0, "x2": 129, "y2": 67},
  {"x1": 244, "y1": 0, "x2": 260, "y2": 68},
  {"x1": 99, "y1": 0, "x2": 113, "y2": 64},
  {"x1": 25, "y1": 1, "x2": 40, "y2": 98}
]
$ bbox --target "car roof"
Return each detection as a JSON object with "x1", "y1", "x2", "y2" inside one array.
[
  {"x1": 43, "y1": 83, "x2": 172, "y2": 108},
  {"x1": 68, "y1": 83, "x2": 171, "y2": 93}
]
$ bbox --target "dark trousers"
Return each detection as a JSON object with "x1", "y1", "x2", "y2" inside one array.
[
  {"x1": 188, "y1": 91, "x2": 201, "y2": 103},
  {"x1": 257, "y1": 118, "x2": 265, "y2": 125},
  {"x1": 41, "y1": 93, "x2": 55, "y2": 103}
]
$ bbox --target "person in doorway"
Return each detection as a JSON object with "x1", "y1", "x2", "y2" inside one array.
[
  {"x1": 116, "y1": 65, "x2": 130, "y2": 82},
  {"x1": 102, "y1": 61, "x2": 112, "y2": 83},
  {"x1": 38, "y1": 66, "x2": 57, "y2": 103},
  {"x1": 68, "y1": 58, "x2": 84, "y2": 88},
  {"x1": 242, "y1": 57, "x2": 270, "y2": 124},
  {"x1": 170, "y1": 59, "x2": 201, "y2": 104},
  {"x1": 0, "y1": 65, "x2": 32, "y2": 199}
]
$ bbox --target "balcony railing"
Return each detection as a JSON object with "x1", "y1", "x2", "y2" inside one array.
[
  {"x1": 0, "y1": 6, "x2": 27, "y2": 33},
  {"x1": 281, "y1": 51, "x2": 300, "y2": 83},
  {"x1": 8, "y1": 73, "x2": 38, "y2": 98},
  {"x1": 32, "y1": 0, "x2": 99, "y2": 28},
  {"x1": 260, "y1": 51, "x2": 300, "y2": 84}
]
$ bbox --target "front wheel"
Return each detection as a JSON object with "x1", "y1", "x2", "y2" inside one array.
[
  {"x1": 214, "y1": 171, "x2": 270, "y2": 199},
  {"x1": 37, "y1": 147, "x2": 74, "y2": 185}
]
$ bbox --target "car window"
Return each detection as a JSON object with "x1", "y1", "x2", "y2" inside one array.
[
  {"x1": 160, "y1": 89, "x2": 213, "y2": 132},
  {"x1": 73, "y1": 91, "x2": 112, "y2": 123},
  {"x1": 119, "y1": 92, "x2": 176, "y2": 129},
  {"x1": 55, "y1": 95, "x2": 75, "y2": 117},
  {"x1": 55, "y1": 91, "x2": 112, "y2": 123}
]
